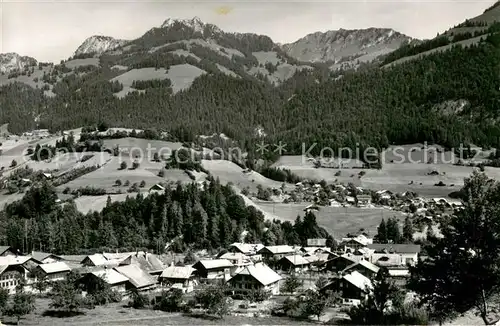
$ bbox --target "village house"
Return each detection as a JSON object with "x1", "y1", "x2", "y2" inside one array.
[
  {"x1": 31, "y1": 251, "x2": 64, "y2": 264},
  {"x1": 0, "y1": 246, "x2": 17, "y2": 257},
  {"x1": 193, "y1": 259, "x2": 234, "y2": 281},
  {"x1": 0, "y1": 256, "x2": 37, "y2": 294},
  {"x1": 228, "y1": 262, "x2": 282, "y2": 297},
  {"x1": 341, "y1": 234, "x2": 373, "y2": 251},
  {"x1": 228, "y1": 243, "x2": 264, "y2": 256},
  {"x1": 79, "y1": 268, "x2": 130, "y2": 293},
  {"x1": 36, "y1": 262, "x2": 71, "y2": 282},
  {"x1": 367, "y1": 244, "x2": 421, "y2": 266},
  {"x1": 321, "y1": 271, "x2": 373, "y2": 305},
  {"x1": 149, "y1": 184, "x2": 165, "y2": 193},
  {"x1": 376, "y1": 190, "x2": 393, "y2": 200},
  {"x1": 323, "y1": 254, "x2": 358, "y2": 273},
  {"x1": 81, "y1": 253, "x2": 131, "y2": 268},
  {"x1": 218, "y1": 252, "x2": 254, "y2": 268},
  {"x1": 342, "y1": 260, "x2": 380, "y2": 279},
  {"x1": 278, "y1": 255, "x2": 311, "y2": 273},
  {"x1": 114, "y1": 264, "x2": 157, "y2": 292},
  {"x1": 118, "y1": 252, "x2": 165, "y2": 276},
  {"x1": 159, "y1": 265, "x2": 197, "y2": 293},
  {"x1": 356, "y1": 195, "x2": 372, "y2": 207},
  {"x1": 257, "y1": 245, "x2": 296, "y2": 261}
]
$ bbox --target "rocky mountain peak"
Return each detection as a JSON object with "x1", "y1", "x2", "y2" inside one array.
[
  {"x1": 73, "y1": 35, "x2": 128, "y2": 57},
  {"x1": 282, "y1": 27, "x2": 413, "y2": 64},
  {"x1": 160, "y1": 16, "x2": 206, "y2": 33},
  {"x1": 0, "y1": 53, "x2": 37, "y2": 74}
]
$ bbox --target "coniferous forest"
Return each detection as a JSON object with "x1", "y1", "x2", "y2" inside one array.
[
  {"x1": 1, "y1": 28, "x2": 500, "y2": 157},
  {"x1": 0, "y1": 178, "x2": 331, "y2": 255}
]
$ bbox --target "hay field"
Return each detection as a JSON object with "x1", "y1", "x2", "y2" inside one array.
[
  {"x1": 56, "y1": 156, "x2": 192, "y2": 193},
  {"x1": 202, "y1": 159, "x2": 293, "y2": 192},
  {"x1": 165, "y1": 64, "x2": 206, "y2": 94},
  {"x1": 25, "y1": 152, "x2": 111, "y2": 174},
  {"x1": 256, "y1": 201, "x2": 406, "y2": 237},
  {"x1": 64, "y1": 58, "x2": 99, "y2": 69},
  {"x1": 102, "y1": 138, "x2": 183, "y2": 158},
  {"x1": 74, "y1": 194, "x2": 132, "y2": 214}
]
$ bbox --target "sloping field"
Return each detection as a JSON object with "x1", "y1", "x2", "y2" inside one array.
[
  {"x1": 0, "y1": 193, "x2": 24, "y2": 210},
  {"x1": 25, "y1": 152, "x2": 111, "y2": 174},
  {"x1": 150, "y1": 39, "x2": 245, "y2": 59},
  {"x1": 74, "y1": 194, "x2": 132, "y2": 214},
  {"x1": 385, "y1": 36, "x2": 483, "y2": 67},
  {"x1": 64, "y1": 58, "x2": 99, "y2": 69},
  {"x1": 248, "y1": 51, "x2": 313, "y2": 84},
  {"x1": 202, "y1": 159, "x2": 293, "y2": 192},
  {"x1": 170, "y1": 49, "x2": 201, "y2": 62},
  {"x1": 256, "y1": 201, "x2": 406, "y2": 237},
  {"x1": 0, "y1": 66, "x2": 52, "y2": 88},
  {"x1": 382, "y1": 144, "x2": 456, "y2": 164},
  {"x1": 216, "y1": 63, "x2": 239, "y2": 78},
  {"x1": 271, "y1": 155, "x2": 366, "y2": 183},
  {"x1": 110, "y1": 67, "x2": 168, "y2": 98},
  {"x1": 165, "y1": 64, "x2": 206, "y2": 94},
  {"x1": 361, "y1": 163, "x2": 500, "y2": 197},
  {"x1": 102, "y1": 138, "x2": 183, "y2": 158}
]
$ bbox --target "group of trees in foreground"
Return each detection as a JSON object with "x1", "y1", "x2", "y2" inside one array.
[{"x1": 0, "y1": 177, "x2": 331, "y2": 254}]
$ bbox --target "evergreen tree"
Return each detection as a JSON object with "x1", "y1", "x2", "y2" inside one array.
[
  {"x1": 375, "y1": 219, "x2": 388, "y2": 243},
  {"x1": 402, "y1": 216, "x2": 414, "y2": 243},
  {"x1": 409, "y1": 172, "x2": 500, "y2": 325}
]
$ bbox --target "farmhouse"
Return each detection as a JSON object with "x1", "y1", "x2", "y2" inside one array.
[
  {"x1": 228, "y1": 243, "x2": 264, "y2": 256},
  {"x1": 36, "y1": 262, "x2": 71, "y2": 282},
  {"x1": 278, "y1": 255, "x2": 311, "y2": 273},
  {"x1": 367, "y1": 244, "x2": 421, "y2": 266},
  {"x1": 257, "y1": 245, "x2": 295, "y2": 260},
  {"x1": 79, "y1": 269, "x2": 130, "y2": 293},
  {"x1": 159, "y1": 265, "x2": 197, "y2": 293},
  {"x1": 31, "y1": 251, "x2": 64, "y2": 264},
  {"x1": 81, "y1": 253, "x2": 130, "y2": 267},
  {"x1": 321, "y1": 271, "x2": 373, "y2": 304},
  {"x1": 0, "y1": 246, "x2": 17, "y2": 257},
  {"x1": 149, "y1": 184, "x2": 165, "y2": 193},
  {"x1": 323, "y1": 254, "x2": 358, "y2": 273},
  {"x1": 357, "y1": 195, "x2": 372, "y2": 207},
  {"x1": 228, "y1": 262, "x2": 282, "y2": 296},
  {"x1": 114, "y1": 265, "x2": 157, "y2": 291},
  {"x1": 342, "y1": 260, "x2": 380, "y2": 279},
  {"x1": 341, "y1": 234, "x2": 373, "y2": 251},
  {"x1": 193, "y1": 259, "x2": 234, "y2": 280},
  {"x1": 0, "y1": 256, "x2": 35, "y2": 294},
  {"x1": 218, "y1": 252, "x2": 254, "y2": 268},
  {"x1": 119, "y1": 252, "x2": 165, "y2": 275}
]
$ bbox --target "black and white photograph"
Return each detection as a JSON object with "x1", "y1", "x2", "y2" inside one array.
[{"x1": 0, "y1": 0, "x2": 499, "y2": 324}]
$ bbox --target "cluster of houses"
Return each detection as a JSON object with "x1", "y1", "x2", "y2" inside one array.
[{"x1": 0, "y1": 235, "x2": 421, "y2": 306}]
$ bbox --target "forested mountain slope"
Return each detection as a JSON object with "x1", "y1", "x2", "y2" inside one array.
[{"x1": 1, "y1": 13, "x2": 500, "y2": 158}]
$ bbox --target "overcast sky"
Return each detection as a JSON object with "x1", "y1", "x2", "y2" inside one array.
[{"x1": 0, "y1": 0, "x2": 495, "y2": 62}]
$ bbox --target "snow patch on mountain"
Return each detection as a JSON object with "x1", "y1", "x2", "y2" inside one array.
[
  {"x1": 74, "y1": 35, "x2": 128, "y2": 57},
  {"x1": 0, "y1": 53, "x2": 37, "y2": 74}
]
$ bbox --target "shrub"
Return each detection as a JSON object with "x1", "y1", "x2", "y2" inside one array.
[
  {"x1": 139, "y1": 180, "x2": 146, "y2": 188},
  {"x1": 10, "y1": 160, "x2": 17, "y2": 168},
  {"x1": 128, "y1": 291, "x2": 148, "y2": 309},
  {"x1": 115, "y1": 180, "x2": 122, "y2": 187},
  {"x1": 119, "y1": 161, "x2": 127, "y2": 170},
  {"x1": 124, "y1": 180, "x2": 130, "y2": 186},
  {"x1": 153, "y1": 289, "x2": 184, "y2": 312},
  {"x1": 132, "y1": 161, "x2": 140, "y2": 170},
  {"x1": 158, "y1": 169, "x2": 165, "y2": 177},
  {"x1": 63, "y1": 187, "x2": 71, "y2": 194}
]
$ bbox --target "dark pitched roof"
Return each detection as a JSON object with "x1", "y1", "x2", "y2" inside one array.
[
  {"x1": 367, "y1": 244, "x2": 421, "y2": 254},
  {"x1": 0, "y1": 246, "x2": 13, "y2": 255}
]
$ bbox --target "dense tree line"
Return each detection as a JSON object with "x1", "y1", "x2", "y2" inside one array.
[
  {"x1": 0, "y1": 178, "x2": 331, "y2": 254},
  {"x1": 3, "y1": 29, "x2": 500, "y2": 161}
]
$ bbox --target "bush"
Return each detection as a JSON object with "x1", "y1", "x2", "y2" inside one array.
[
  {"x1": 158, "y1": 169, "x2": 165, "y2": 177},
  {"x1": 128, "y1": 291, "x2": 149, "y2": 309},
  {"x1": 115, "y1": 180, "x2": 122, "y2": 187},
  {"x1": 434, "y1": 181, "x2": 446, "y2": 187},
  {"x1": 10, "y1": 160, "x2": 17, "y2": 168},
  {"x1": 119, "y1": 161, "x2": 127, "y2": 170},
  {"x1": 153, "y1": 289, "x2": 184, "y2": 312},
  {"x1": 63, "y1": 187, "x2": 71, "y2": 194},
  {"x1": 132, "y1": 161, "x2": 140, "y2": 170},
  {"x1": 124, "y1": 180, "x2": 130, "y2": 186},
  {"x1": 139, "y1": 180, "x2": 146, "y2": 188},
  {"x1": 244, "y1": 289, "x2": 270, "y2": 303}
]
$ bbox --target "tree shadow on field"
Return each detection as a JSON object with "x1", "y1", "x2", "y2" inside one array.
[{"x1": 42, "y1": 310, "x2": 85, "y2": 318}]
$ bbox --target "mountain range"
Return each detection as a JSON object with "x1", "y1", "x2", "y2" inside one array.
[{"x1": 1, "y1": 2, "x2": 500, "y2": 156}]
